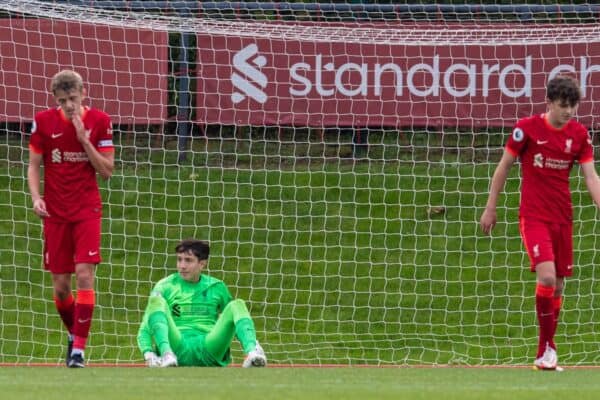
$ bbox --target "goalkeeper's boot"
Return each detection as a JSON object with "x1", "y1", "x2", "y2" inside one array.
[
  {"x1": 160, "y1": 352, "x2": 178, "y2": 367},
  {"x1": 67, "y1": 352, "x2": 85, "y2": 368},
  {"x1": 242, "y1": 342, "x2": 267, "y2": 368},
  {"x1": 533, "y1": 345, "x2": 561, "y2": 371},
  {"x1": 65, "y1": 334, "x2": 74, "y2": 367}
]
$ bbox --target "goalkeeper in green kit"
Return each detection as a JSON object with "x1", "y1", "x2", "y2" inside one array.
[{"x1": 137, "y1": 239, "x2": 267, "y2": 367}]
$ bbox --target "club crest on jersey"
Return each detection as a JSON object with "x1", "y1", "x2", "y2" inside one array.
[
  {"x1": 564, "y1": 138, "x2": 573, "y2": 154},
  {"x1": 533, "y1": 244, "x2": 540, "y2": 258},
  {"x1": 512, "y1": 127, "x2": 524, "y2": 142}
]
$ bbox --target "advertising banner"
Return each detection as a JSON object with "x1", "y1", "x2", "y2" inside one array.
[
  {"x1": 0, "y1": 19, "x2": 168, "y2": 123},
  {"x1": 197, "y1": 29, "x2": 600, "y2": 128}
]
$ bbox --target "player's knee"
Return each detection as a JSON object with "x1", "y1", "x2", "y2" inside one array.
[
  {"x1": 537, "y1": 275, "x2": 556, "y2": 288},
  {"x1": 225, "y1": 298, "x2": 249, "y2": 314},
  {"x1": 230, "y1": 298, "x2": 246, "y2": 308},
  {"x1": 53, "y1": 286, "x2": 71, "y2": 300}
]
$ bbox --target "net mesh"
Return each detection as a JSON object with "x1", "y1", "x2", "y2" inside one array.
[{"x1": 1, "y1": 0, "x2": 600, "y2": 365}]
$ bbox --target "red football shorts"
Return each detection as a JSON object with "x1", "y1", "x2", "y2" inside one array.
[
  {"x1": 519, "y1": 217, "x2": 573, "y2": 277},
  {"x1": 43, "y1": 218, "x2": 102, "y2": 273}
]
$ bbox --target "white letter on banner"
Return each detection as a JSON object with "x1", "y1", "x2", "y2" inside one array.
[
  {"x1": 482, "y1": 63, "x2": 500, "y2": 97},
  {"x1": 335, "y1": 63, "x2": 368, "y2": 97},
  {"x1": 579, "y1": 57, "x2": 600, "y2": 98},
  {"x1": 548, "y1": 64, "x2": 576, "y2": 82},
  {"x1": 499, "y1": 56, "x2": 531, "y2": 98},
  {"x1": 374, "y1": 63, "x2": 403, "y2": 96},
  {"x1": 290, "y1": 62, "x2": 312, "y2": 96},
  {"x1": 443, "y1": 63, "x2": 476, "y2": 97},
  {"x1": 407, "y1": 55, "x2": 439, "y2": 97},
  {"x1": 315, "y1": 55, "x2": 334, "y2": 97}
]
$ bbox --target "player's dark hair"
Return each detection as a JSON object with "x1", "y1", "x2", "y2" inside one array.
[
  {"x1": 51, "y1": 70, "x2": 84, "y2": 94},
  {"x1": 546, "y1": 75, "x2": 581, "y2": 107},
  {"x1": 175, "y1": 239, "x2": 210, "y2": 261}
]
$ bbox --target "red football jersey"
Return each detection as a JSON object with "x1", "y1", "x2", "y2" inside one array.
[
  {"x1": 505, "y1": 113, "x2": 593, "y2": 224},
  {"x1": 29, "y1": 107, "x2": 114, "y2": 222}
]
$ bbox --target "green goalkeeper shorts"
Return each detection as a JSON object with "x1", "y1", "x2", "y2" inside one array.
[{"x1": 175, "y1": 333, "x2": 232, "y2": 367}]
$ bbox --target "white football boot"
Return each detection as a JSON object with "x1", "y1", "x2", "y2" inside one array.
[
  {"x1": 242, "y1": 342, "x2": 267, "y2": 368},
  {"x1": 534, "y1": 345, "x2": 562, "y2": 371}
]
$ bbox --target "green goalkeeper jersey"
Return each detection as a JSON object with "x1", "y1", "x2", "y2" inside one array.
[{"x1": 137, "y1": 272, "x2": 233, "y2": 355}]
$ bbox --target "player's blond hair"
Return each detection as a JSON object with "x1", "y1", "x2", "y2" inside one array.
[{"x1": 51, "y1": 70, "x2": 84, "y2": 94}]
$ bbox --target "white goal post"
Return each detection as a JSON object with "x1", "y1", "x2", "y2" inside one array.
[{"x1": 1, "y1": 0, "x2": 600, "y2": 366}]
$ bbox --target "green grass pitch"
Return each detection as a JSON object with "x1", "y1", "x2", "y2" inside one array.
[{"x1": 2, "y1": 366, "x2": 600, "y2": 400}]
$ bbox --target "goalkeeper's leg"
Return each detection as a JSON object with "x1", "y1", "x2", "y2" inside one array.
[
  {"x1": 145, "y1": 294, "x2": 184, "y2": 360},
  {"x1": 203, "y1": 299, "x2": 261, "y2": 361}
]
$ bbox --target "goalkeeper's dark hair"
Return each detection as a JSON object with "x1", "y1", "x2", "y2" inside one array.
[
  {"x1": 546, "y1": 75, "x2": 581, "y2": 107},
  {"x1": 175, "y1": 239, "x2": 210, "y2": 261}
]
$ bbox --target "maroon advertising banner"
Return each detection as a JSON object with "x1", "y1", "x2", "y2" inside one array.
[
  {"x1": 0, "y1": 19, "x2": 168, "y2": 124},
  {"x1": 197, "y1": 30, "x2": 600, "y2": 129}
]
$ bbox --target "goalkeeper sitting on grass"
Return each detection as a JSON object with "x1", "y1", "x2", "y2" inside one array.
[{"x1": 137, "y1": 239, "x2": 267, "y2": 367}]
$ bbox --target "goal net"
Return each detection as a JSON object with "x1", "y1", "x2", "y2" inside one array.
[{"x1": 1, "y1": 0, "x2": 600, "y2": 366}]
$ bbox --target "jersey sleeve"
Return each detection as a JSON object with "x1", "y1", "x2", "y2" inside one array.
[
  {"x1": 578, "y1": 128, "x2": 594, "y2": 164},
  {"x1": 150, "y1": 279, "x2": 169, "y2": 298},
  {"x1": 95, "y1": 115, "x2": 114, "y2": 153},
  {"x1": 505, "y1": 121, "x2": 528, "y2": 157},
  {"x1": 28, "y1": 115, "x2": 44, "y2": 154}
]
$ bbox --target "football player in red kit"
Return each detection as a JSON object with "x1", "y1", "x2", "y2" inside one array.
[{"x1": 28, "y1": 70, "x2": 114, "y2": 368}]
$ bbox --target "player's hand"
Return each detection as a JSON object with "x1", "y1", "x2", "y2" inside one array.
[
  {"x1": 72, "y1": 114, "x2": 90, "y2": 145},
  {"x1": 32, "y1": 198, "x2": 50, "y2": 218},
  {"x1": 480, "y1": 207, "x2": 497, "y2": 235}
]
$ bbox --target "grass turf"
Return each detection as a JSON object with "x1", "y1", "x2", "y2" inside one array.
[{"x1": 1, "y1": 366, "x2": 600, "y2": 400}]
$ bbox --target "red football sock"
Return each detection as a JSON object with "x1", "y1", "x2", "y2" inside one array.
[
  {"x1": 535, "y1": 283, "x2": 555, "y2": 358},
  {"x1": 72, "y1": 289, "x2": 95, "y2": 351},
  {"x1": 548, "y1": 296, "x2": 562, "y2": 350},
  {"x1": 54, "y1": 294, "x2": 75, "y2": 333}
]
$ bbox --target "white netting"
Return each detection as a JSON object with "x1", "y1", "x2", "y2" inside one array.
[{"x1": 1, "y1": 1, "x2": 600, "y2": 366}]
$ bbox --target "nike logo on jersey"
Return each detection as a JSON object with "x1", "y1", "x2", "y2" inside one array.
[
  {"x1": 88, "y1": 250, "x2": 98, "y2": 256},
  {"x1": 77, "y1": 318, "x2": 91, "y2": 324},
  {"x1": 51, "y1": 133, "x2": 63, "y2": 139},
  {"x1": 536, "y1": 140, "x2": 548, "y2": 145}
]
